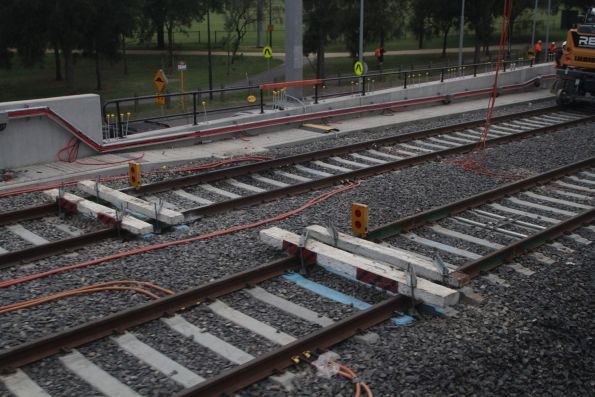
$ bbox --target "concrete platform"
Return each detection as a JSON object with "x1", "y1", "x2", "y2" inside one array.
[{"x1": 0, "y1": 89, "x2": 553, "y2": 193}]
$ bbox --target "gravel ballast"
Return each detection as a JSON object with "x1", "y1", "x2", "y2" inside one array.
[{"x1": 1, "y1": 97, "x2": 593, "y2": 396}]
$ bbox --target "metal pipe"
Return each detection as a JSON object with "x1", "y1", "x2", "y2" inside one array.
[
  {"x1": 359, "y1": 0, "x2": 364, "y2": 64},
  {"x1": 531, "y1": 0, "x2": 539, "y2": 48},
  {"x1": 458, "y1": 0, "x2": 465, "y2": 67},
  {"x1": 207, "y1": 5, "x2": 214, "y2": 100}
]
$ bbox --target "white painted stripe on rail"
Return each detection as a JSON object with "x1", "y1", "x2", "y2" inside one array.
[
  {"x1": 568, "y1": 176, "x2": 595, "y2": 186},
  {"x1": 553, "y1": 181, "x2": 595, "y2": 193},
  {"x1": 522, "y1": 192, "x2": 591, "y2": 210},
  {"x1": 329, "y1": 157, "x2": 369, "y2": 168},
  {"x1": 366, "y1": 149, "x2": 403, "y2": 161},
  {"x1": 172, "y1": 189, "x2": 214, "y2": 205},
  {"x1": 60, "y1": 350, "x2": 141, "y2": 397},
  {"x1": 429, "y1": 225, "x2": 503, "y2": 249},
  {"x1": 506, "y1": 197, "x2": 577, "y2": 217},
  {"x1": 252, "y1": 174, "x2": 290, "y2": 187},
  {"x1": 200, "y1": 184, "x2": 241, "y2": 199},
  {"x1": 398, "y1": 143, "x2": 433, "y2": 153},
  {"x1": 144, "y1": 196, "x2": 182, "y2": 211},
  {"x1": 163, "y1": 315, "x2": 254, "y2": 365},
  {"x1": 312, "y1": 160, "x2": 352, "y2": 173},
  {"x1": 487, "y1": 203, "x2": 560, "y2": 224},
  {"x1": 1, "y1": 369, "x2": 51, "y2": 397},
  {"x1": 273, "y1": 170, "x2": 312, "y2": 182},
  {"x1": 294, "y1": 164, "x2": 333, "y2": 177},
  {"x1": 226, "y1": 178, "x2": 266, "y2": 193},
  {"x1": 580, "y1": 171, "x2": 595, "y2": 179},
  {"x1": 209, "y1": 300, "x2": 296, "y2": 345},
  {"x1": 428, "y1": 136, "x2": 466, "y2": 146},
  {"x1": 113, "y1": 333, "x2": 204, "y2": 387},
  {"x1": 413, "y1": 141, "x2": 451, "y2": 150},
  {"x1": 549, "y1": 189, "x2": 591, "y2": 201},
  {"x1": 245, "y1": 286, "x2": 334, "y2": 327},
  {"x1": 436, "y1": 135, "x2": 476, "y2": 144},
  {"x1": 6, "y1": 224, "x2": 49, "y2": 245},
  {"x1": 349, "y1": 153, "x2": 387, "y2": 164},
  {"x1": 404, "y1": 233, "x2": 482, "y2": 259}
]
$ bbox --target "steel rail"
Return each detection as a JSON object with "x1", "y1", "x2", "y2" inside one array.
[
  {"x1": 0, "y1": 256, "x2": 301, "y2": 373},
  {"x1": 181, "y1": 116, "x2": 595, "y2": 220},
  {"x1": 122, "y1": 105, "x2": 580, "y2": 195},
  {"x1": 452, "y1": 208, "x2": 595, "y2": 284},
  {"x1": 0, "y1": 228, "x2": 124, "y2": 269},
  {"x1": 0, "y1": 203, "x2": 57, "y2": 226},
  {"x1": 366, "y1": 156, "x2": 595, "y2": 240},
  {"x1": 174, "y1": 295, "x2": 410, "y2": 397}
]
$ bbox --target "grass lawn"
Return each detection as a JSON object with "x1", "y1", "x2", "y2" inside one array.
[{"x1": 0, "y1": 54, "x2": 282, "y2": 103}]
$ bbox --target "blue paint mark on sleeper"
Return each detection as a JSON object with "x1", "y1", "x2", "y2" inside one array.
[{"x1": 283, "y1": 273, "x2": 413, "y2": 326}]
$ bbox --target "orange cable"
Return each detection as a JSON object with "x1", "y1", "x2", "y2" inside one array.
[
  {"x1": 0, "y1": 181, "x2": 360, "y2": 289},
  {"x1": 0, "y1": 280, "x2": 175, "y2": 315}
]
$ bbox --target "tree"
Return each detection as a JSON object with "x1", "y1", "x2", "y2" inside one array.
[
  {"x1": 427, "y1": 0, "x2": 461, "y2": 57},
  {"x1": 140, "y1": 0, "x2": 208, "y2": 69},
  {"x1": 366, "y1": 0, "x2": 407, "y2": 49},
  {"x1": 223, "y1": 0, "x2": 257, "y2": 63},
  {"x1": 303, "y1": 0, "x2": 342, "y2": 78},
  {"x1": 408, "y1": 0, "x2": 436, "y2": 49},
  {"x1": 466, "y1": 0, "x2": 499, "y2": 62},
  {"x1": 81, "y1": 0, "x2": 141, "y2": 90}
]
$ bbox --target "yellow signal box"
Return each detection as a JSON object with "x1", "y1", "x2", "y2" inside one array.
[
  {"x1": 351, "y1": 203, "x2": 368, "y2": 237},
  {"x1": 128, "y1": 161, "x2": 141, "y2": 190}
]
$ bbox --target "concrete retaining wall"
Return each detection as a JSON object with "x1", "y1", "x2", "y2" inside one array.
[{"x1": 0, "y1": 95, "x2": 102, "y2": 169}]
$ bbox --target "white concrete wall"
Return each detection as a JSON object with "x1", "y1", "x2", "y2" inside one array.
[{"x1": 0, "y1": 95, "x2": 101, "y2": 169}]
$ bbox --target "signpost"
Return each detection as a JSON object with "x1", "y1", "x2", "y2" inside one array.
[{"x1": 178, "y1": 61, "x2": 187, "y2": 111}]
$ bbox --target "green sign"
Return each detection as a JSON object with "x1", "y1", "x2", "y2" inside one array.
[
  {"x1": 354, "y1": 61, "x2": 365, "y2": 76},
  {"x1": 263, "y1": 46, "x2": 273, "y2": 59}
]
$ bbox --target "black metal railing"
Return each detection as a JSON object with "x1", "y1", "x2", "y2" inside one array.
[{"x1": 102, "y1": 57, "x2": 538, "y2": 141}]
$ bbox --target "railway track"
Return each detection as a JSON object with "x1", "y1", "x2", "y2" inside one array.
[
  {"x1": 1, "y1": 106, "x2": 593, "y2": 269},
  {"x1": 1, "y1": 157, "x2": 592, "y2": 397}
]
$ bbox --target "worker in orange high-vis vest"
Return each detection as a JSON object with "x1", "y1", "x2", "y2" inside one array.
[{"x1": 534, "y1": 40, "x2": 543, "y2": 63}]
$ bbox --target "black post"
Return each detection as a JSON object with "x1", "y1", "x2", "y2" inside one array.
[
  {"x1": 193, "y1": 93, "x2": 197, "y2": 125},
  {"x1": 115, "y1": 102, "x2": 122, "y2": 137},
  {"x1": 361, "y1": 77, "x2": 366, "y2": 96},
  {"x1": 404, "y1": 73, "x2": 408, "y2": 89},
  {"x1": 503, "y1": 61, "x2": 507, "y2": 72},
  {"x1": 260, "y1": 89, "x2": 264, "y2": 113},
  {"x1": 269, "y1": 0, "x2": 273, "y2": 46},
  {"x1": 440, "y1": 68, "x2": 444, "y2": 82},
  {"x1": 207, "y1": 5, "x2": 214, "y2": 100},
  {"x1": 473, "y1": 64, "x2": 477, "y2": 77},
  {"x1": 314, "y1": 84, "x2": 319, "y2": 104}
]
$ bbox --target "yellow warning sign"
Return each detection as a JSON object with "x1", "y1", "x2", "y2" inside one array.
[
  {"x1": 155, "y1": 94, "x2": 165, "y2": 105},
  {"x1": 354, "y1": 61, "x2": 365, "y2": 76},
  {"x1": 153, "y1": 69, "x2": 168, "y2": 92},
  {"x1": 263, "y1": 46, "x2": 273, "y2": 59}
]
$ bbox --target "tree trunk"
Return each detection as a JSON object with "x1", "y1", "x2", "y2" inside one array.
[
  {"x1": 441, "y1": 27, "x2": 450, "y2": 58},
  {"x1": 474, "y1": 39, "x2": 481, "y2": 64},
  {"x1": 122, "y1": 34, "x2": 128, "y2": 75},
  {"x1": 380, "y1": 29, "x2": 385, "y2": 48},
  {"x1": 418, "y1": 23, "x2": 425, "y2": 49},
  {"x1": 63, "y1": 48, "x2": 76, "y2": 93},
  {"x1": 157, "y1": 24, "x2": 165, "y2": 49},
  {"x1": 316, "y1": 31, "x2": 325, "y2": 79},
  {"x1": 95, "y1": 49, "x2": 102, "y2": 91},
  {"x1": 167, "y1": 22, "x2": 174, "y2": 71},
  {"x1": 53, "y1": 42, "x2": 62, "y2": 81}
]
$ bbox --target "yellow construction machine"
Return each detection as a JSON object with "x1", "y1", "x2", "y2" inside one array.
[{"x1": 556, "y1": 6, "x2": 595, "y2": 104}]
